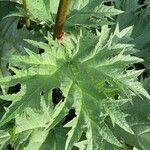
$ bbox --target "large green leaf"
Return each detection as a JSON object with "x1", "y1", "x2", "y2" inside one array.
[{"x1": 0, "y1": 25, "x2": 149, "y2": 149}]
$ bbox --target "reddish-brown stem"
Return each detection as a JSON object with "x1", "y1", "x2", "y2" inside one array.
[
  {"x1": 22, "y1": 0, "x2": 30, "y2": 28},
  {"x1": 53, "y1": 0, "x2": 70, "y2": 40}
]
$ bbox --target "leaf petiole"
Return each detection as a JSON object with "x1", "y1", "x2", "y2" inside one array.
[{"x1": 53, "y1": 0, "x2": 71, "y2": 40}]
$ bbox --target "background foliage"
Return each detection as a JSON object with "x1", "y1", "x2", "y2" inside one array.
[{"x1": 0, "y1": 0, "x2": 150, "y2": 150}]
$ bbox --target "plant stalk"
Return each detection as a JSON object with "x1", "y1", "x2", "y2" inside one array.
[
  {"x1": 22, "y1": 0, "x2": 30, "y2": 28},
  {"x1": 53, "y1": 0, "x2": 71, "y2": 40}
]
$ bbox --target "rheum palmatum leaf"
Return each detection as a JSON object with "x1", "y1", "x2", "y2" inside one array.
[{"x1": 0, "y1": 25, "x2": 149, "y2": 149}]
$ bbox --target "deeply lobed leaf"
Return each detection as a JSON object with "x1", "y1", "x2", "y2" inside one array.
[{"x1": 0, "y1": 25, "x2": 149, "y2": 149}]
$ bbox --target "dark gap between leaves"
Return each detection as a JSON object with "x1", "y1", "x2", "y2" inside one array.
[
  {"x1": 7, "y1": 64, "x2": 22, "y2": 76},
  {"x1": 134, "y1": 63, "x2": 149, "y2": 80},
  {"x1": 138, "y1": 0, "x2": 148, "y2": 9},
  {"x1": 139, "y1": 0, "x2": 146, "y2": 4},
  {"x1": 51, "y1": 88, "x2": 76, "y2": 125},
  {"x1": 127, "y1": 62, "x2": 149, "y2": 80},
  {"x1": 104, "y1": 80, "x2": 112, "y2": 87},
  {"x1": 38, "y1": 48, "x2": 45, "y2": 54},
  {"x1": 7, "y1": 144, "x2": 15, "y2": 150},
  {"x1": 17, "y1": 17, "x2": 34, "y2": 31},
  {"x1": 103, "y1": 1, "x2": 112, "y2": 6},
  {"x1": 40, "y1": 91, "x2": 44, "y2": 96},
  {"x1": 52, "y1": 88, "x2": 65, "y2": 106},
  {"x1": 63, "y1": 108, "x2": 76, "y2": 125},
  {"x1": 7, "y1": 83, "x2": 21, "y2": 94},
  {"x1": 134, "y1": 62, "x2": 145, "y2": 70},
  {"x1": 0, "y1": 100, "x2": 12, "y2": 108},
  {"x1": 114, "y1": 94, "x2": 119, "y2": 100},
  {"x1": 17, "y1": 17, "x2": 25, "y2": 30}
]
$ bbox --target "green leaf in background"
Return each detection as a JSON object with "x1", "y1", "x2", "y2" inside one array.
[
  {"x1": 115, "y1": 0, "x2": 150, "y2": 67},
  {"x1": 10, "y1": 0, "x2": 123, "y2": 28},
  {"x1": 0, "y1": 101, "x2": 51, "y2": 149}
]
